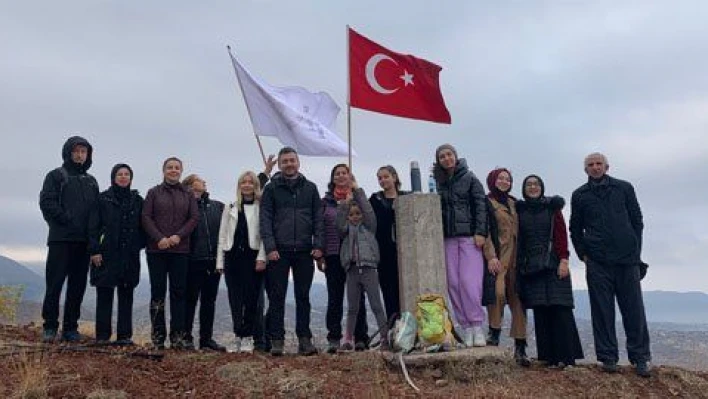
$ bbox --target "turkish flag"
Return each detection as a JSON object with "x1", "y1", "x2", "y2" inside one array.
[{"x1": 349, "y1": 28, "x2": 451, "y2": 124}]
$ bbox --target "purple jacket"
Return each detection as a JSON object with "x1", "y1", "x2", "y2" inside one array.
[
  {"x1": 321, "y1": 192, "x2": 341, "y2": 256},
  {"x1": 142, "y1": 182, "x2": 199, "y2": 254}
]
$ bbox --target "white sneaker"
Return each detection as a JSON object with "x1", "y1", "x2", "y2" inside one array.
[
  {"x1": 464, "y1": 328, "x2": 474, "y2": 348},
  {"x1": 227, "y1": 337, "x2": 241, "y2": 353},
  {"x1": 472, "y1": 326, "x2": 487, "y2": 347},
  {"x1": 240, "y1": 337, "x2": 254, "y2": 353}
]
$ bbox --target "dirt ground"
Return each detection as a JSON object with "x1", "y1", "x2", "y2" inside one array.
[{"x1": 2, "y1": 324, "x2": 707, "y2": 398}]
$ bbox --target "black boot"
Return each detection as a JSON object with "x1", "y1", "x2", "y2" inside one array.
[
  {"x1": 486, "y1": 327, "x2": 501, "y2": 346},
  {"x1": 298, "y1": 337, "x2": 318, "y2": 356},
  {"x1": 514, "y1": 339, "x2": 531, "y2": 367},
  {"x1": 270, "y1": 340, "x2": 285, "y2": 356}
]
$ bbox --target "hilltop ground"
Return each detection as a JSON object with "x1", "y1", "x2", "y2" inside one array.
[{"x1": 2, "y1": 324, "x2": 708, "y2": 398}]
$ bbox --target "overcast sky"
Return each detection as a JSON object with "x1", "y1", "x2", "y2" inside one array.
[{"x1": 1, "y1": 1, "x2": 707, "y2": 292}]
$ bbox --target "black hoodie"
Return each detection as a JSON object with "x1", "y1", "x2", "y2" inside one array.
[{"x1": 39, "y1": 136, "x2": 99, "y2": 243}]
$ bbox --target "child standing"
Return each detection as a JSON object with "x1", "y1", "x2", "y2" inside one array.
[{"x1": 337, "y1": 186, "x2": 389, "y2": 350}]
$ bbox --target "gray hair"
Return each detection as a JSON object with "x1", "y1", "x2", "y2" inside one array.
[{"x1": 584, "y1": 152, "x2": 609, "y2": 167}]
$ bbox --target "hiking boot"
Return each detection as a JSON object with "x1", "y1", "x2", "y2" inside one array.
[
  {"x1": 298, "y1": 337, "x2": 318, "y2": 356},
  {"x1": 42, "y1": 328, "x2": 57, "y2": 343},
  {"x1": 340, "y1": 341, "x2": 354, "y2": 351},
  {"x1": 152, "y1": 341, "x2": 166, "y2": 350},
  {"x1": 270, "y1": 340, "x2": 285, "y2": 356},
  {"x1": 326, "y1": 339, "x2": 340, "y2": 354},
  {"x1": 486, "y1": 327, "x2": 501, "y2": 346},
  {"x1": 239, "y1": 337, "x2": 254, "y2": 353},
  {"x1": 601, "y1": 360, "x2": 619, "y2": 373},
  {"x1": 635, "y1": 361, "x2": 651, "y2": 378},
  {"x1": 95, "y1": 339, "x2": 111, "y2": 346},
  {"x1": 514, "y1": 339, "x2": 531, "y2": 367},
  {"x1": 171, "y1": 339, "x2": 195, "y2": 350},
  {"x1": 200, "y1": 339, "x2": 226, "y2": 352},
  {"x1": 354, "y1": 341, "x2": 367, "y2": 352},
  {"x1": 472, "y1": 326, "x2": 487, "y2": 347},
  {"x1": 60, "y1": 330, "x2": 82, "y2": 343}
]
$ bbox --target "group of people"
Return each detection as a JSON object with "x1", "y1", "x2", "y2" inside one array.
[{"x1": 38, "y1": 136, "x2": 651, "y2": 377}]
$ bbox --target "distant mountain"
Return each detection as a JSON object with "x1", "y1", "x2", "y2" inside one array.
[
  {"x1": 0, "y1": 255, "x2": 44, "y2": 301},
  {"x1": 573, "y1": 290, "x2": 708, "y2": 325}
]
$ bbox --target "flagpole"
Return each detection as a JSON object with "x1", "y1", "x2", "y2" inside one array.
[
  {"x1": 346, "y1": 25, "x2": 352, "y2": 170},
  {"x1": 226, "y1": 45, "x2": 267, "y2": 168}
]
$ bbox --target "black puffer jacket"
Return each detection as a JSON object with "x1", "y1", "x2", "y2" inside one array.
[
  {"x1": 88, "y1": 184, "x2": 145, "y2": 288},
  {"x1": 517, "y1": 197, "x2": 574, "y2": 308},
  {"x1": 39, "y1": 136, "x2": 99, "y2": 243},
  {"x1": 569, "y1": 176, "x2": 643, "y2": 266},
  {"x1": 436, "y1": 159, "x2": 487, "y2": 238},
  {"x1": 260, "y1": 172, "x2": 324, "y2": 254},
  {"x1": 190, "y1": 192, "x2": 224, "y2": 262}
]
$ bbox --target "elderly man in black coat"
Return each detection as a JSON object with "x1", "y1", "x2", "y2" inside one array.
[{"x1": 569, "y1": 152, "x2": 651, "y2": 378}]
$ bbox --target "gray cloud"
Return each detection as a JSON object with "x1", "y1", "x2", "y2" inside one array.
[{"x1": 1, "y1": 1, "x2": 706, "y2": 291}]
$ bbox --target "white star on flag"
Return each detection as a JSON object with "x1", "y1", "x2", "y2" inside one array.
[{"x1": 400, "y1": 70, "x2": 414, "y2": 86}]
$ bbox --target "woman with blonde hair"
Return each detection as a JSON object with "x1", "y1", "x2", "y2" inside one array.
[{"x1": 216, "y1": 170, "x2": 266, "y2": 353}]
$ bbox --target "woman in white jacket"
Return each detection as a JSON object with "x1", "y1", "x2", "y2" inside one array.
[{"x1": 216, "y1": 171, "x2": 266, "y2": 353}]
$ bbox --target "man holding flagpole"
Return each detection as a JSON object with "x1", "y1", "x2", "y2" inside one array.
[{"x1": 259, "y1": 147, "x2": 324, "y2": 356}]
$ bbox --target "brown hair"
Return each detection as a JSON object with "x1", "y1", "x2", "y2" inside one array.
[
  {"x1": 181, "y1": 173, "x2": 199, "y2": 189},
  {"x1": 377, "y1": 165, "x2": 402, "y2": 191},
  {"x1": 162, "y1": 156, "x2": 183, "y2": 170}
]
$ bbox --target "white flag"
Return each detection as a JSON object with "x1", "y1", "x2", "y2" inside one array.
[{"x1": 229, "y1": 51, "x2": 353, "y2": 157}]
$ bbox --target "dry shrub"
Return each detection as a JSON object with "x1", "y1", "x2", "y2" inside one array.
[
  {"x1": 443, "y1": 356, "x2": 518, "y2": 385},
  {"x1": 658, "y1": 367, "x2": 708, "y2": 398},
  {"x1": 216, "y1": 360, "x2": 324, "y2": 397},
  {"x1": 12, "y1": 351, "x2": 49, "y2": 399},
  {"x1": 86, "y1": 389, "x2": 128, "y2": 399},
  {"x1": 0, "y1": 285, "x2": 24, "y2": 324},
  {"x1": 216, "y1": 361, "x2": 267, "y2": 396}
]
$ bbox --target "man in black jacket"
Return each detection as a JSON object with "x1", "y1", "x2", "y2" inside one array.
[
  {"x1": 260, "y1": 147, "x2": 324, "y2": 356},
  {"x1": 570, "y1": 152, "x2": 651, "y2": 378},
  {"x1": 39, "y1": 136, "x2": 99, "y2": 342},
  {"x1": 183, "y1": 174, "x2": 225, "y2": 351}
]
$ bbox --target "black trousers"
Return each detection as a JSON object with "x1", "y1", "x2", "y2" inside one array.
[
  {"x1": 377, "y1": 252, "x2": 401, "y2": 320},
  {"x1": 224, "y1": 249, "x2": 264, "y2": 338},
  {"x1": 253, "y1": 277, "x2": 269, "y2": 349},
  {"x1": 147, "y1": 252, "x2": 189, "y2": 344},
  {"x1": 533, "y1": 305, "x2": 584, "y2": 365},
  {"x1": 265, "y1": 250, "x2": 314, "y2": 340},
  {"x1": 95, "y1": 285, "x2": 134, "y2": 341},
  {"x1": 324, "y1": 255, "x2": 368, "y2": 342},
  {"x1": 586, "y1": 260, "x2": 651, "y2": 363},
  {"x1": 42, "y1": 242, "x2": 89, "y2": 332},
  {"x1": 184, "y1": 260, "x2": 221, "y2": 342}
]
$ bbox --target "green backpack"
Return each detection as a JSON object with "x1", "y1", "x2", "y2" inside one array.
[{"x1": 415, "y1": 293, "x2": 454, "y2": 347}]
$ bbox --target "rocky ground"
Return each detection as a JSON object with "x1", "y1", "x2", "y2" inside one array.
[{"x1": 2, "y1": 324, "x2": 708, "y2": 398}]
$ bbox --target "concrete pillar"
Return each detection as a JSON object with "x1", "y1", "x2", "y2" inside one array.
[{"x1": 395, "y1": 193, "x2": 447, "y2": 313}]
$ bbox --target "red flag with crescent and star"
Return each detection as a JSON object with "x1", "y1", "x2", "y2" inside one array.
[{"x1": 348, "y1": 27, "x2": 451, "y2": 124}]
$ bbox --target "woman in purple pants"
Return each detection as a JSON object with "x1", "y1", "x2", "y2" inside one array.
[{"x1": 433, "y1": 144, "x2": 488, "y2": 347}]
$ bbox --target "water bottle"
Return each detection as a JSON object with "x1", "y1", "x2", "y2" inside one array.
[
  {"x1": 428, "y1": 172, "x2": 436, "y2": 193},
  {"x1": 410, "y1": 161, "x2": 422, "y2": 192}
]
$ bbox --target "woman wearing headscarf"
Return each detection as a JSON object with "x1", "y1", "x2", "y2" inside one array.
[
  {"x1": 88, "y1": 164, "x2": 144, "y2": 345},
  {"x1": 320, "y1": 164, "x2": 368, "y2": 353},
  {"x1": 516, "y1": 175, "x2": 583, "y2": 368},
  {"x1": 484, "y1": 167, "x2": 529, "y2": 366},
  {"x1": 434, "y1": 144, "x2": 488, "y2": 348},
  {"x1": 142, "y1": 157, "x2": 199, "y2": 350}
]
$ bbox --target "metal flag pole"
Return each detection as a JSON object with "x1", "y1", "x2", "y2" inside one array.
[
  {"x1": 346, "y1": 25, "x2": 352, "y2": 170},
  {"x1": 226, "y1": 45, "x2": 267, "y2": 168}
]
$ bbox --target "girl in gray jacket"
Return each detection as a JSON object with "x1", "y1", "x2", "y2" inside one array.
[{"x1": 337, "y1": 187, "x2": 389, "y2": 350}]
